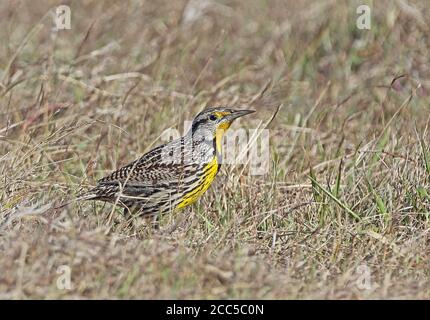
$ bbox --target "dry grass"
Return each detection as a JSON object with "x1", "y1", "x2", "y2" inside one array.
[{"x1": 1, "y1": 0, "x2": 430, "y2": 299}]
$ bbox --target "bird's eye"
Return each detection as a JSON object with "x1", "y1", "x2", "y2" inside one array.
[{"x1": 209, "y1": 114, "x2": 217, "y2": 121}]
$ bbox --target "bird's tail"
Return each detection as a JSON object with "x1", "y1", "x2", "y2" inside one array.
[{"x1": 53, "y1": 189, "x2": 98, "y2": 210}]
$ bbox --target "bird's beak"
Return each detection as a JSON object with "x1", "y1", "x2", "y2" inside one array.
[{"x1": 227, "y1": 109, "x2": 255, "y2": 121}]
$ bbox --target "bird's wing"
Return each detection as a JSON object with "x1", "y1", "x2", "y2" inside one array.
[{"x1": 94, "y1": 140, "x2": 199, "y2": 195}]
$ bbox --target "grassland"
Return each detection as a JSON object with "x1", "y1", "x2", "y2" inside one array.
[{"x1": 0, "y1": 0, "x2": 429, "y2": 299}]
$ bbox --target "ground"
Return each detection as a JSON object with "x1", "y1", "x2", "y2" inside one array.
[{"x1": 0, "y1": 0, "x2": 429, "y2": 299}]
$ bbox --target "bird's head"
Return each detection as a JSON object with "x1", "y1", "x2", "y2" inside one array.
[{"x1": 190, "y1": 107, "x2": 255, "y2": 151}]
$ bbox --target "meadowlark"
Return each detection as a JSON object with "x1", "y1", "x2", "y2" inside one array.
[{"x1": 81, "y1": 108, "x2": 254, "y2": 221}]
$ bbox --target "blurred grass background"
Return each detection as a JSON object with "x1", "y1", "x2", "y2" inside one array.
[{"x1": 0, "y1": 0, "x2": 429, "y2": 298}]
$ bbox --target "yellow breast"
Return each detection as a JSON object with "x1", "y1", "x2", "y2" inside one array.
[{"x1": 176, "y1": 157, "x2": 219, "y2": 209}]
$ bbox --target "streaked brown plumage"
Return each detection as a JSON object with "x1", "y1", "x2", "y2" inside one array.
[{"x1": 80, "y1": 108, "x2": 254, "y2": 220}]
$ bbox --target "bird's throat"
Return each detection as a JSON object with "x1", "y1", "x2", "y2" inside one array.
[{"x1": 215, "y1": 122, "x2": 231, "y2": 153}]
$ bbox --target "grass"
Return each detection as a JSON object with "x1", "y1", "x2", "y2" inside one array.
[{"x1": 1, "y1": 0, "x2": 430, "y2": 299}]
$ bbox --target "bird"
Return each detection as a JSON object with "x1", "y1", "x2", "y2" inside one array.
[{"x1": 79, "y1": 107, "x2": 255, "y2": 224}]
